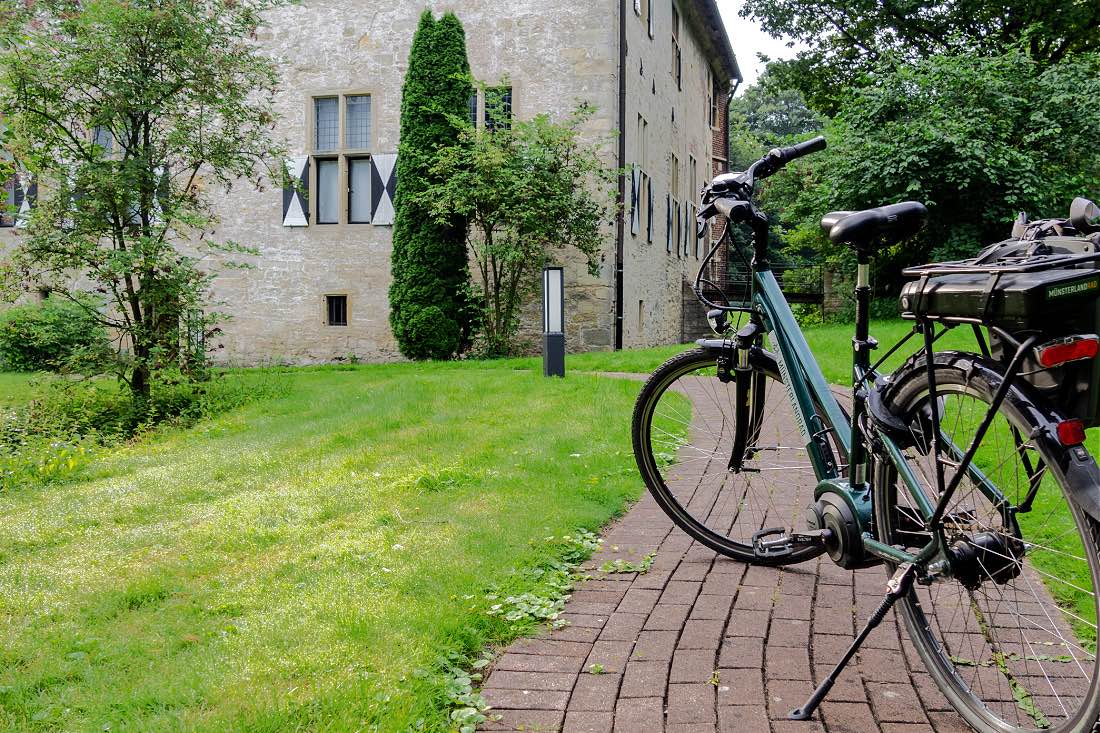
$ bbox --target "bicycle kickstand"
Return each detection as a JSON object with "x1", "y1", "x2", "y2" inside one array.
[{"x1": 788, "y1": 562, "x2": 919, "y2": 721}]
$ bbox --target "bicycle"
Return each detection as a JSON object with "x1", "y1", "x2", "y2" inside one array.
[{"x1": 631, "y1": 136, "x2": 1100, "y2": 732}]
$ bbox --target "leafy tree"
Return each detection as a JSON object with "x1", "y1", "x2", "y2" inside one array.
[
  {"x1": 742, "y1": 0, "x2": 1100, "y2": 113},
  {"x1": 728, "y1": 73, "x2": 821, "y2": 168},
  {"x1": 761, "y1": 51, "x2": 1100, "y2": 292},
  {"x1": 418, "y1": 103, "x2": 616, "y2": 356},
  {"x1": 0, "y1": 0, "x2": 285, "y2": 399},
  {"x1": 388, "y1": 11, "x2": 474, "y2": 360}
]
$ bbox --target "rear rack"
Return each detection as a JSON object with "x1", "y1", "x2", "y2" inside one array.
[{"x1": 904, "y1": 250, "x2": 1100, "y2": 277}]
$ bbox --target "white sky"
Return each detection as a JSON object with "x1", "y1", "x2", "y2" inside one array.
[{"x1": 714, "y1": 0, "x2": 805, "y2": 90}]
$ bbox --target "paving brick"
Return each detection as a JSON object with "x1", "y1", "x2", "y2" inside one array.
[
  {"x1": 666, "y1": 683, "x2": 717, "y2": 725},
  {"x1": 717, "y1": 704, "x2": 768, "y2": 733},
  {"x1": 858, "y1": 646, "x2": 912, "y2": 683},
  {"x1": 619, "y1": 660, "x2": 668, "y2": 699},
  {"x1": 511, "y1": 639, "x2": 594, "y2": 657},
  {"x1": 670, "y1": 649, "x2": 716, "y2": 683},
  {"x1": 821, "y1": 701, "x2": 878, "y2": 733},
  {"x1": 612, "y1": 696, "x2": 663, "y2": 732},
  {"x1": 584, "y1": 641, "x2": 632, "y2": 674},
  {"x1": 630, "y1": 569, "x2": 672, "y2": 589},
  {"x1": 771, "y1": 719, "x2": 825, "y2": 733},
  {"x1": 568, "y1": 673, "x2": 621, "y2": 712},
  {"x1": 732, "y1": 585, "x2": 774, "y2": 611},
  {"x1": 724, "y1": 609, "x2": 769, "y2": 637},
  {"x1": 598, "y1": 612, "x2": 647, "y2": 641},
  {"x1": 560, "y1": 612, "x2": 609, "y2": 628},
  {"x1": 868, "y1": 682, "x2": 929, "y2": 723},
  {"x1": 642, "y1": 604, "x2": 691, "y2": 631},
  {"x1": 687, "y1": 592, "x2": 733, "y2": 620},
  {"x1": 482, "y1": 708, "x2": 564, "y2": 731},
  {"x1": 928, "y1": 711, "x2": 972, "y2": 732},
  {"x1": 494, "y1": 654, "x2": 586, "y2": 674},
  {"x1": 767, "y1": 679, "x2": 810, "y2": 720},
  {"x1": 484, "y1": 671, "x2": 578, "y2": 691},
  {"x1": 671, "y1": 562, "x2": 710, "y2": 582},
  {"x1": 714, "y1": 667, "x2": 764, "y2": 706},
  {"x1": 765, "y1": 643, "x2": 812, "y2": 681},
  {"x1": 767, "y1": 617, "x2": 810, "y2": 648},
  {"x1": 615, "y1": 588, "x2": 660, "y2": 615},
  {"x1": 773, "y1": 592, "x2": 813, "y2": 620},
  {"x1": 630, "y1": 630, "x2": 677, "y2": 661},
  {"x1": 659, "y1": 580, "x2": 702, "y2": 606},
  {"x1": 482, "y1": 688, "x2": 570, "y2": 711},
  {"x1": 562, "y1": 710, "x2": 612, "y2": 733},
  {"x1": 718, "y1": 636, "x2": 763, "y2": 669},
  {"x1": 881, "y1": 724, "x2": 936, "y2": 733},
  {"x1": 676, "y1": 619, "x2": 724, "y2": 650},
  {"x1": 812, "y1": 665, "x2": 867, "y2": 703}
]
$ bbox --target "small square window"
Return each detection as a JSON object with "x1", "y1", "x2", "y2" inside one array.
[
  {"x1": 326, "y1": 295, "x2": 348, "y2": 327},
  {"x1": 314, "y1": 97, "x2": 339, "y2": 151}
]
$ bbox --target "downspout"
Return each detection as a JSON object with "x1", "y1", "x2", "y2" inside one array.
[{"x1": 614, "y1": 0, "x2": 627, "y2": 350}]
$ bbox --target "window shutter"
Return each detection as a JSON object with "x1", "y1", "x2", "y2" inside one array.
[
  {"x1": 683, "y1": 205, "x2": 691, "y2": 256},
  {"x1": 370, "y1": 153, "x2": 398, "y2": 226},
  {"x1": 666, "y1": 193, "x2": 672, "y2": 252},
  {"x1": 630, "y1": 165, "x2": 640, "y2": 236},
  {"x1": 646, "y1": 176, "x2": 653, "y2": 243},
  {"x1": 14, "y1": 171, "x2": 33, "y2": 229},
  {"x1": 282, "y1": 156, "x2": 310, "y2": 227}
]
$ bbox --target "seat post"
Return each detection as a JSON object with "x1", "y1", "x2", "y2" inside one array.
[{"x1": 849, "y1": 245, "x2": 875, "y2": 487}]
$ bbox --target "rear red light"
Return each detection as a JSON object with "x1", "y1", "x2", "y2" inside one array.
[
  {"x1": 1037, "y1": 336, "x2": 1100, "y2": 368},
  {"x1": 1057, "y1": 419, "x2": 1087, "y2": 446}
]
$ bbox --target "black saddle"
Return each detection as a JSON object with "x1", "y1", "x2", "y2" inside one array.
[{"x1": 820, "y1": 202, "x2": 928, "y2": 250}]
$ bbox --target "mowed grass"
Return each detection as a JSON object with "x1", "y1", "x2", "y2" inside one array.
[
  {"x1": 0, "y1": 364, "x2": 642, "y2": 732},
  {"x1": 0, "y1": 371, "x2": 35, "y2": 407}
]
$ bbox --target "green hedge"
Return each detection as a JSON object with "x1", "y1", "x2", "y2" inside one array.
[{"x1": 0, "y1": 297, "x2": 111, "y2": 372}]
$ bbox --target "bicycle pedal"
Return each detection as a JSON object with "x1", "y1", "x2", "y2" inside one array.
[{"x1": 752, "y1": 527, "x2": 793, "y2": 558}]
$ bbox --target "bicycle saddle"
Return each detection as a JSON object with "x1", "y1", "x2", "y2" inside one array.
[{"x1": 820, "y1": 201, "x2": 928, "y2": 249}]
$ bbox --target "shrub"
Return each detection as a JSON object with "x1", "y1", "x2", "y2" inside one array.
[{"x1": 0, "y1": 298, "x2": 111, "y2": 373}]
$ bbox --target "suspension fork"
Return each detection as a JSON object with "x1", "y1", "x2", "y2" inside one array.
[{"x1": 728, "y1": 320, "x2": 765, "y2": 472}]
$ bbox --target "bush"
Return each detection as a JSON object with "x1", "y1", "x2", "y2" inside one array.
[
  {"x1": 0, "y1": 297, "x2": 111, "y2": 372},
  {"x1": 0, "y1": 369, "x2": 288, "y2": 492}
]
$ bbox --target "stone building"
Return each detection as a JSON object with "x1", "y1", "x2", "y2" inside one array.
[{"x1": 1, "y1": 0, "x2": 740, "y2": 364}]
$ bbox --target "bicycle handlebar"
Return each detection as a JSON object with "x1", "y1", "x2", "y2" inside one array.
[{"x1": 773, "y1": 135, "x2": 827, "y2": 167}]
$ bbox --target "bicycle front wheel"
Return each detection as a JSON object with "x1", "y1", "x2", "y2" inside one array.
[
  {"x1": 631, "y1": 347, "x2": 831, "y2": 565},
  {"x1": 877, "y1": 354, "x2": 1100, "y2": 733}
]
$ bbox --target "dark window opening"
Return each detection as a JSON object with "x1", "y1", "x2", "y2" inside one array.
[
  {"x1": 469, "y1": 93, "x2": 479, "y2": 126},
  {"x1": 326, "y1": 295, "x2": 348, "y2": 327},
  {"x1": 485, "y1": 86, "x2": 513, "y2": 132}
]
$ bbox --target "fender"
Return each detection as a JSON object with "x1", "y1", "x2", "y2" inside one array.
[{"x1": 882, "y1": 351, "x2": 1100, "y2": 524}]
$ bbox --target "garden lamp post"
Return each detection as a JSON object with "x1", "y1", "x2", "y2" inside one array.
[{"x1": 543, "y1": 266, "x2": 565, "y2": 377}]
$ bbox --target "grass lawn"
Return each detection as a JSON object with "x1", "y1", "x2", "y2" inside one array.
[
  {"x1": 0, "y1": 371, "x2": 35, "y2": 408},
  {"x1": 0, "y1": 317, "x2": 1092, "y2": 731},
  {"x1": 0, "y1": 364, "x2": 641, "y2": 732}
]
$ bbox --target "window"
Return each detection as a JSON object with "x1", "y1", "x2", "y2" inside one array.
[
  {"x1": 711, "y1": 79, "x2": 722, "y2": 128},
  {"x1": 670, "y1": 153, "x2": 680, "y2": 200},
  {"x1": 326, "y1": 295, "x2": 348, "y2": 327},
  {"x1": 314, "y1": 97, "x2": 339, "y2": 151},
  {"x1": 348, "y1": 157, "x2": 371, "y2": 224},
  {"x1": 671, "y1": 4, "x2": 682, "y2": 90},
  {"x1": 469, "y1": 93, "x2": 479, "y2": 126},
  {"x1": 485, "y1": 86, "x2": 512, "y2": 132},
  {"x1": 309, "y1": 93, "x2": 375, "y2": 225},
  {"x1": 316, "y1": 158, "x2": 339, "y2": 224},
  {"x1": 689, "y1": 156, "x2": 699, "y2": 257},
  {"x1": 344, "y1": 95, "x2": 371, "y2": 149}
]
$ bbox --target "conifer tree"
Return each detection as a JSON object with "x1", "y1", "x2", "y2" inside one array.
[{"x1": 388, "y1": 11, "x2": 473, "y2": 359}]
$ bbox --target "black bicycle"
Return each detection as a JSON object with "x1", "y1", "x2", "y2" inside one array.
[{"x1": 631, "y1": 137, "x2": 1100, "y2": 731}]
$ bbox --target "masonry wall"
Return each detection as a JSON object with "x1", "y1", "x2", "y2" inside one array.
[
  {"x1": 209, "y1": 0, "x2": 620, "y2": 364},
  {"x1": 620, "y1": 0, "x2": 727, "y2": 349}
]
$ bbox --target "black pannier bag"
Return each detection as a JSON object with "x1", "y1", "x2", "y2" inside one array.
[{"x1": 899, "y1": 206, "x2": 1100, "y2": 426}]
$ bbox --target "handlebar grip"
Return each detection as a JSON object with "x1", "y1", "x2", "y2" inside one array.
[{"x1": 775, "y1": 135, "x2": 827, "y2": 164}]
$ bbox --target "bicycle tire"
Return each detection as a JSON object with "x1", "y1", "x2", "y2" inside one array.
[{"x1": 875, "y1": 353, "x2": 1100, "y2": 733}]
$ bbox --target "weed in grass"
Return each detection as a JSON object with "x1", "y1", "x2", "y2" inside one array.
[{"x1": 588, "y1": 663, "x2": 605, "y2": 675}]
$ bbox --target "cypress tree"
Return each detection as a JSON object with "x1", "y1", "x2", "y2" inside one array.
[{"x1": 388, "y1": 11, "x2": 473, "y2": 360}]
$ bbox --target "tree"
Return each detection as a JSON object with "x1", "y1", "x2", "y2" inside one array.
[
  {"x1": 388, "y1": 11, "x2": 474, "y2": 361},
  {"x1": 761, "y1": 51, "x2": 1100, "y2": 292},
  {"x1": 742, "y1": 0, "x2": 1100, "y2": 113},
  {"x1": 728, "y1": 72, "x2": 821, "y2": 169},
  {"x1": 0, "y1": 0, "x2": 285, "y2": 400},
  {"x1": 419, "y1": 103, "x2": 616, "y2": 356}
]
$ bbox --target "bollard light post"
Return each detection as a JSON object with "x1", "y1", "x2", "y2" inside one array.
[{"x1": 543, "y1": 266, "x2": 565, "y2": 377}]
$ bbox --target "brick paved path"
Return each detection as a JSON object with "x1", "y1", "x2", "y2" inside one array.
[{"x1": 478, "y1": 372, "x2": 975, "y2": 733}]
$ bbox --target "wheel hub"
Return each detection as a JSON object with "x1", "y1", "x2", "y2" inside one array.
[{"x1": 947, "y1": 531, "x2": 1025, "y2": 590}]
